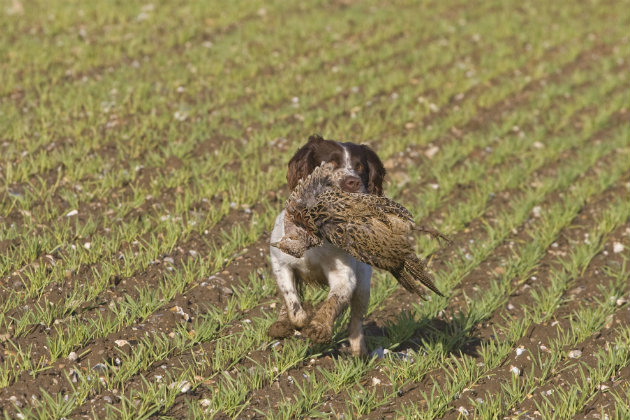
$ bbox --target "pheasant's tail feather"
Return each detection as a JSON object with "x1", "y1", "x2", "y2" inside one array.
[
  {"x1": 395, "y1": 258, "x2": 444, "y2": 298},
  {"x1": 395, "y1": 270, "x2": 428, "y2": 300}
]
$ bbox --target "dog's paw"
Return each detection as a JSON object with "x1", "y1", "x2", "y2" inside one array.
[
  {"x1": 303, "y1": 320, "x2": 333, "y2": 343},
  {"x1": 289, "y1": 307, "x2": 309, "y2": 328},
  {"x1": 267, "y1": 319, "x2": 295, "y2": 339}
]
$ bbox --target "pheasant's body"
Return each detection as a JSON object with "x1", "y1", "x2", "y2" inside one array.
[{"x1": 272, "y1": 163, "x2": 447, "y2": 298}]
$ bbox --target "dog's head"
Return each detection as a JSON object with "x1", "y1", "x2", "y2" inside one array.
[{"x1": 287, "y1": 134, "x2": 386, "y2": 195}]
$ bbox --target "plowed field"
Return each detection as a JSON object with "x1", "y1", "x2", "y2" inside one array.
[{"x1": 1, "y1": 0, "x2": 629, "y2": 419}]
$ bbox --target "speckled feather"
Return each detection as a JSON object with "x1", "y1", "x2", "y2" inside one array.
[{"x1": 272, "y1": 163, "x2": 447, "y2": 298}]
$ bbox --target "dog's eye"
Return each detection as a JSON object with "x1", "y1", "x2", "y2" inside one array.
[{"x1": 355, "y1": 163, "x2": 363, "y2": 172}]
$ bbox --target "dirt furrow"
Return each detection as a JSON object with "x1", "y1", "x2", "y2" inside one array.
[{"x1": 438, "y1": 192, "x2": 630, "y2": 418}]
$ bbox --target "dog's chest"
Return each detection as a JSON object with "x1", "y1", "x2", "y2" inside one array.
[
  {"x1": 290, "y1": 245, "x2": 335, "y2": 287},
  {"x1": 272, "y1": 210, "x2": 356, "y2": 288}
]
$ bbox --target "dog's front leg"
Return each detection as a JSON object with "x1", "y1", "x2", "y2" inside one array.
[
  {"x1": 348, "y1": 262, "x2": 371, "y2": 356},
  {"x1": 269, "y1": 212, "x2": 310, "y2": 330},
  {"x1": 304, "y1": 259, "x2": 356, "y2": 344},
  {"x1": 272, "y1": 265, "x2": 309, "y2": 328}
]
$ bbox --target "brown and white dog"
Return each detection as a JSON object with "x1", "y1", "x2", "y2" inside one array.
[{"x1": 269, "y1": 134, "x2": 386, "y2": 356}]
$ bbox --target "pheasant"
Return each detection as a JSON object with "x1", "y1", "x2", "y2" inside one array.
[{"x1": 271, "y1": 163, "x2": 449, "y2": 298}]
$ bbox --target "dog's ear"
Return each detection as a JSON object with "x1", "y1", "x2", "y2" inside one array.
[
  {"x1": 287, "y1": 136, "x2": 321, "y2": 191},
  {"x1": 362, "y1": 144, "x2": 386, "y2": 195}
]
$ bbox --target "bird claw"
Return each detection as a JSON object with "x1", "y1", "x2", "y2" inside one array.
[{"x1": 417, "y1": 225, "x2": 452, "y2": 244}]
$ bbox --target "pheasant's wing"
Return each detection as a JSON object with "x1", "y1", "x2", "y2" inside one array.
[
  {"x1": 344, "y1": 193, "x2": 416, "y2": 233},
  {"x1": 353, "y1": 194, "x2": 414, "y2": 220},
  {"x1": 303, "y1": 189, "x2": 346, "y2": 231},
  {"x1": 380, "y1": 198, "x2": 415, "y2": 223},
  {"x1": 322, "y1": 218, "x2": 444, "y2": 298},
  {"x1": 321, "y1": 217, "x2": 410, "y2": 273},
  {"x1": 358, "y1": 196, "x2": 449, "y2": 243},
  {"x1": 351, "y1": 195, "x2": 451, "y2": 244}
]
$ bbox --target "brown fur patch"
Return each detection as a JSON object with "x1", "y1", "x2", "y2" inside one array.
[{"x1": 303, "y1": 295, "x2": 344, "y2": 343}]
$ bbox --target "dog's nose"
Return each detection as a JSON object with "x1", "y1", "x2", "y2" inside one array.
[{"x1": 343, "y1": 176, "x2": 362, "y2": 192}]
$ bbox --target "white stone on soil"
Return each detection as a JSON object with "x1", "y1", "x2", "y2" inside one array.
[
  {"x1": 510, "y1": 365, "x2": 521, "y2": 376},
  {"x1": 169, "y1": 380, "x2": 192, "y2": 393},
  {"x1": 424, "y1": 146, "x2": 440, "y2": 159},
  {"x1": 532, "y1": 206, "x2": 542, "y2": 217}
]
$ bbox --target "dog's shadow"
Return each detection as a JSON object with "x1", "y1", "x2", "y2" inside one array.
[{"x1": 361, "y1": 309, "x2": 485, "y2": 358}]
